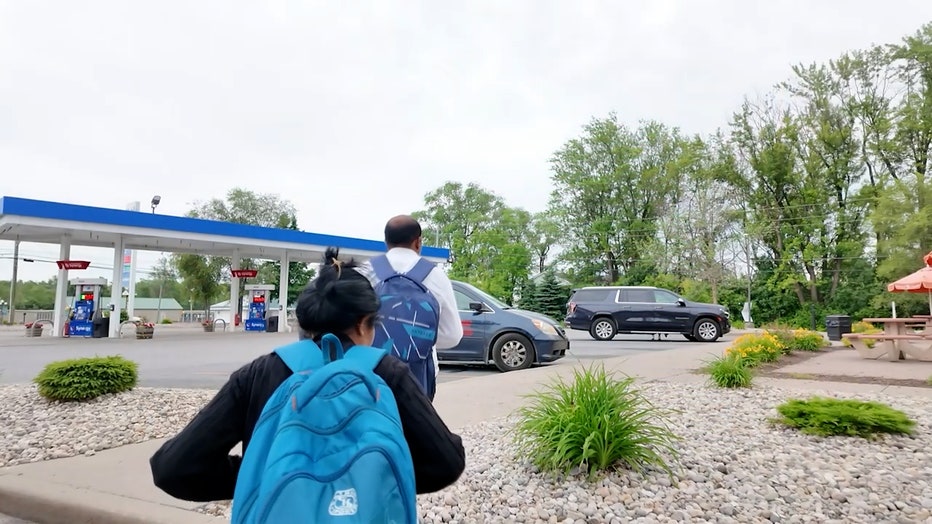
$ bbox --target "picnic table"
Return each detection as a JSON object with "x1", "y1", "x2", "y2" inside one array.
[{"x1": 843, "y1": 317, "x2": 932, "y2": 362}]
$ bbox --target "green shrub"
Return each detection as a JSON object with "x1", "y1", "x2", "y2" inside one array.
[
  {"x1": 160, "y1": 318, "x2": 173, "y2": 324},
  {"x1": 707, "y1": 353, "x2": 753, "y2": 388},
  {"x1": 512, "y1": 364, "x2": 680, "y2": 479},
  {"x1": 772, "y1": 397, "x2": 916, "y2": 439},
  {"x1": 35, "y1": 355, "x2": 138, "y2": 402}
]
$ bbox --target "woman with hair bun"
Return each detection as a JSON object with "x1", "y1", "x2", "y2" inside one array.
[{"x1": 149, "y1": 246, "x2": 466, "y2": 504}]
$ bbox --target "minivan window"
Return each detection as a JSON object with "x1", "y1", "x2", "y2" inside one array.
[
  {"x1": 454, "y1": 290, "x2": 474, "y2": 311},
  {"x1": 624, "y1": 289, "x2": 655, "y2": 303},
  {"x1": 456, "y1": 282, "x2": 510, "y2": 309},
  {"x1": 571, "y1": 289, "x2": 613, "y2": 302}
]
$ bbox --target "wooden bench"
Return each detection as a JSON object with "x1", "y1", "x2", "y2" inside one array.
[{"x1": 842, "y1": 333, "x2": 932, "y2": 362}]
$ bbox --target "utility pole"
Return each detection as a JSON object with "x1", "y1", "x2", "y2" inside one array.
[{"x1": 8, "y1": 239, "x2": 19, "y2": 324}]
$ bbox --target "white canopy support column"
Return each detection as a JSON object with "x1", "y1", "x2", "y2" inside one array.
[
  {"x1": 229, "y1": 250, "x2": 241, "y2": 332},
  {"x1": 109, "y1": 236, "x2": 124, "y2": 338},
  {"x1": 51, "y1": 235, "x2": 71, "y2": 337},
  {"x1": 278, "y1": 250, "x2": 290, "y2": 333},
  {"x1": 125, "y1": 201, "x2": 140, "y2": 318}
]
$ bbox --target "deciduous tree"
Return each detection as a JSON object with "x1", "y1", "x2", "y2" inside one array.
[{"x1": 548, "y1": 114, "x2": 686, "y2": 284}]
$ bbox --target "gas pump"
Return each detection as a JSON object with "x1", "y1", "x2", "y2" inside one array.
[
  {"x1": 68, "y1": 277, "x2": 108, "y2": 337},
  {"x1": 244, "y1": 284, "x2": 276, "y2": 332}
]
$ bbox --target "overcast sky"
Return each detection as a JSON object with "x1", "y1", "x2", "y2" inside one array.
[{"x1": 2, "y1": 1, "x2": 931, "y2": 284}]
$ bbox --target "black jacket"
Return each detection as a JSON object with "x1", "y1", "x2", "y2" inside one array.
[{"x1": 149, "y1": 344, "x2": 466, "y2": 502}]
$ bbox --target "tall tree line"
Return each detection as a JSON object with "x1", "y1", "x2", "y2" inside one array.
[{"x1": 414, "y1": 23, "x2": 932, "y2": 325}]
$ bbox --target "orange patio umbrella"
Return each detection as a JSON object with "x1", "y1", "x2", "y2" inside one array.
[{"x1": 887, "y1": 251, "x2": 932, "y2": 314}]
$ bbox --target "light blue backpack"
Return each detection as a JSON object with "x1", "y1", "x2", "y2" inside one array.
[{"x1": 231, "y1": 334, "x2": 418, "y2": 523}]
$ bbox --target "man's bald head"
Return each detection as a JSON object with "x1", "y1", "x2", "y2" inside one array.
[{"x1": 384, "y1": 215, "x2": 423, "y2": 252}]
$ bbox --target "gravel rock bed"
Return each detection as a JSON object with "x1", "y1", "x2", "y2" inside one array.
[
  {"x1": 0, "y1": 384, "x2": 217, "y2": 467},
  {"x1": 197, "y1": 382, "x2": 932, "y2": 523},
  {"x1": 2, "y1": 382, "x2": 931, "y2": 523}
]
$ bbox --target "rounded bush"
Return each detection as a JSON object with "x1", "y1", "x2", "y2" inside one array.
[
  {"x1": 772, "y1": 396, "x2": 916, "y2": 439},
  {"x1": 34, "y1": 355, "x2": 138, "y2": 402},
  {"x1": 512, "y1": 364, "x2": 680, "y2": 479}
]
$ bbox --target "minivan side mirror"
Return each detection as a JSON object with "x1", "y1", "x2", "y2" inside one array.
[
  {"x1": 469, "y1": 302, "x2": 485, "y2": 312},
  {"x1": 676, "y1": 298, "x2": 686, "y2": 307}
]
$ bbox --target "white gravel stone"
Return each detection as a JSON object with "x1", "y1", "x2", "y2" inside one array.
[
  {"x1": 2, "y1": 381, "x2": 931, "y2": 523},
  {"x1": 0, "y1": 384, "x2": 216, "y2": 468}
]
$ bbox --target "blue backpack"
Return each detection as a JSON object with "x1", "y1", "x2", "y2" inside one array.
[
  {"x1": 369, "y1": 255, "x2": 441, "y2": 397},
  {"x1": 231, "y1": 334, "x2": 418, "y2": 524}
]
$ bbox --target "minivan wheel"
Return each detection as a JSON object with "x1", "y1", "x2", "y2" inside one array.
[
  {"x1": 590, "y1": 318, "x2": 617, "y2": 341},
  {"x1": 491, "y1": 333, "x2": 535, "y2": 372},
  {"x1": 693, "y1": 319, "x2": 721, "y2": 342}
]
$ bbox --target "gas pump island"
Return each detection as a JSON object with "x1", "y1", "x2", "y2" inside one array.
[
  {"x1": 244, "y1": 284, "x2": 276, "y2": 332},
  {"x1": 68, "y1": 277, "x2": 108, "y2": 337}
]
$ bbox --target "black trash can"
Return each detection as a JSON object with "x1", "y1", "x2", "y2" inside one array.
[
  {"x1": 825, "y1": 314, "x2": 851, "y2": 341},
  {"x1": 266, "y1": 315, "x2": 279, "y2": 333}
]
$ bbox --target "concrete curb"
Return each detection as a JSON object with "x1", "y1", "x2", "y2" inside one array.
[{"x1": 0, "y1": 474, "x2": 218, "y2": 524}]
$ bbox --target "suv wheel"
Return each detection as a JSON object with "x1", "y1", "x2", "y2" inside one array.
[
  {"x1": 693, "y1": 319, "x2": 721, "y2": 342},
  {"x1": 491, "y1": 333, "x2": 535, "y2": 372},
  {"x1": 590, "y1": 317, "x2": 617, "y2": 341}
]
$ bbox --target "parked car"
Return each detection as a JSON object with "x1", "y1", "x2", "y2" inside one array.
[
  {"x1": 565, "y1": 285, "x2": 731, "y2": 342},
  {"x1": 438, "y1": 280, "x2": 569, "y2": 372}
]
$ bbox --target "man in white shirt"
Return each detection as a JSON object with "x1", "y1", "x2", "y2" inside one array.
[{"x1": 359, "y1": 215, "x2": 463, "y2": 399}]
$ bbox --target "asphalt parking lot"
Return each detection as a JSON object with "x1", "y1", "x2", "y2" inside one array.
[
  {"x1": 0, "y1": 325, "x2": 733, "y2": 389},
  {"x1": 437, "y1": 328, "x2": 732, "y2": 383}
]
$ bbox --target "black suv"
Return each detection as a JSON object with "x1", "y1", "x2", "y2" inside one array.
[{"x1": 565, "y1": 286, "x2": 731, "y2": 342}]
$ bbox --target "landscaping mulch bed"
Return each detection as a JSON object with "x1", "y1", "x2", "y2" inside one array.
[{"x1": 694, "y1": 346, "x2": 932, "y2": 389}]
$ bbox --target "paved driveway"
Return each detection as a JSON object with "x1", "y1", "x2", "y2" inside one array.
[{"x1": 0, "y1": 326, "x2": 733, "y2": 389}]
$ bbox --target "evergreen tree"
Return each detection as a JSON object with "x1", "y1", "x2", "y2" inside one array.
[
  {"x1": 518, "y1": 278, "x2": 541, "y2": 312},
  {"x1": 534, "y1": 271, "x2": 571, "y2": 320}
]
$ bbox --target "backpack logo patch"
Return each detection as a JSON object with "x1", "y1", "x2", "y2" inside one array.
[{"x1": 328, "y1": 488, "x2": 359, "y2": 517}]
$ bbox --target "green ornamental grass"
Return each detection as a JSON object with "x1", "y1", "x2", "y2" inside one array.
[
  {"x1": 34, "y1": 355, "x2": 138, "y2": 402},
  {"x1": 512, "y1": 364, "x2": 680, "y2": 479},
  {"x1": 706, "y1": 353, "x2": 753, "y2": 388},
  {"x1": 772, "y1": 397, "x2": 916, "y2": 439}
]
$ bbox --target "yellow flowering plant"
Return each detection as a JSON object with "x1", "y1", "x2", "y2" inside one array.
[
  {"x1": 842, "y1": 321, "x2": 882, "y2": 349},
  {"x1": 724, "y1": 332, "x2": 785, "y2": 365},
  {"x1": 788, "y1": 329, "x2": 828, "y2": 351}
]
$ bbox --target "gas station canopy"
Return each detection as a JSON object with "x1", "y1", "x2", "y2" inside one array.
[
  {"x1": 0, "y1": 196, "x2": 451, "y2": 338},
  {"x1": 0, "y1": 196, "x2": 450, "y2": 263}
]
